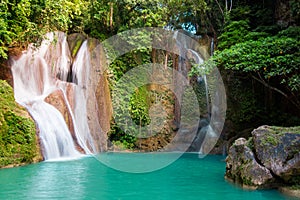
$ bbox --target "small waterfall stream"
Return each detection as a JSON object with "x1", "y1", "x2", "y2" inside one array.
[
  {"x1": 71, "y1": 41, "x2": 97, "y2": 154},
  {"x1": 187, "y1": 49, "x2": 210, "y2": 117},
  {"x1": 173, "y1": 31, "x2": 218, "y2": 154},
  {"x1": 11, "y1": 32, "x2": 101, "y2": 160}
]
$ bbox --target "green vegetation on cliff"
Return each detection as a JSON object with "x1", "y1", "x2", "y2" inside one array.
[
  {"x1": 192, "y1": 1, "x2": 300, "y2": 133},
  {"x1": 0, "y1": 80, "x2": 41, "y2": 167}
]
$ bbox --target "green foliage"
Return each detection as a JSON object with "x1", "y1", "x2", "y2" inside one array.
[
  {"x1": 229, "y1": 6, "x2": 251, "y2": 21},
  {"x1": 108, "y1": 51, "x2": 151, "y2": 84},
  {"x1": 88, "y1": 0, "x2": 170, "y2": 40},
  {"x1": 0, "y1": 0, "x2": 89, "y2": 59},
  {"x1": 163, "y1": 0, "x2": 207, "y2": 30},
  {"x1": 208, "y1": 7, "x2": 300, "y2": 127},
  {"x1": 0, "y1": 80, "x2": 39, "y2": 167},
  {"x1": 246, "y1": 137, "x2": 254, "y2": 150},
  {"x1": 214, "y1": 31, "x2": 300, "y2": 94},
  {"x1": 109, "y1": 124, "x2": 137, "y2": 150},
  {"x1": 108, "y1": 52, "x2": 152, "y2": 149},
  {"x1": 231, "y1": 85, "x2": 259, "y2": 124},
  {"x1": 244, "y1": 31, "x2": 270, "y2": 41},
  {"x1": 217, "y1": 20, "x2": 250, "y2": 50},
  {"x1": 109, "y1": 84, "x2": 151, "y2": 148},
  {"x1": 290, "y1": 0, "x2": 300, "y2": 25},
  {"x1": 277, "y1": 26, "x2": 300, "y2": 39},
  {"x1": 229, "y1": 1, "x2": 274, "y2": 28},
  {"x1": 211, "y1": 23, "x2": 300, "y2": 118},
  {"x1": 268, "y1": 126, "x2": 300, "y2": 135},
  {"x1": 129, "y1": 86, "x2": 151, "y2": 128},
  {"x1": 290, "y1": 184, "x2": 300, "y2": 190},
  {"x1": 41, "y1": 0, "x2": 88, "y2": 32}
]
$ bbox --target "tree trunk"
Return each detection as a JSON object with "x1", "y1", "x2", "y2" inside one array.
[{"x1": 109, "y1": 2, "x2": 114, "y2": 31}]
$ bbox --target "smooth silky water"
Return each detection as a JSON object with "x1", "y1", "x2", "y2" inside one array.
[{"x1": 0, "y1": 153, "x2": 294, "y2": 200}]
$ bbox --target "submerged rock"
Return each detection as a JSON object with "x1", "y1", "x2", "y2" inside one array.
[{"x1": 225, "y1": 125, "x2": 300, "y2": 191}]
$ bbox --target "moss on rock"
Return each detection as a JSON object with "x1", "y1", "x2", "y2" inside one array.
[
  {"x1": 225, "y1": 138, "x2": 275, "y2": 188},
  {"x1": 252, "y1": 125, "x2": 300, "y2": 182},
  {"x1": 67, "y1": 33, "x2": 86, "y2": 58},
  {"x1": 0, "y1": 80, "x2": 42, "y2": 168}
]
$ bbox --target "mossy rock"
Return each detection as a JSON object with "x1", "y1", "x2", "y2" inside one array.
[
  {"x1": 0, "y1": 80, "x2": 42, "y2": 168},
  {"x1": 67, "y1": 33, "x2": 86, "y2": 58},
  {"x1": 252, "y1": 125, "x2": 300, "y2": 182},
  {"x1": 225, "y1": 138, "x2": 275, "y2": 188}
]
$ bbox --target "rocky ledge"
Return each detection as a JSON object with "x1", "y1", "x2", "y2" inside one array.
[{"x1": 225, "y1": 125, "x2": 300, "y2": 197}]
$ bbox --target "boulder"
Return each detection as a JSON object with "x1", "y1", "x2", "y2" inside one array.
[
  {"x1": 252, "y1": 125, "x2": 300, "y2": 183},
  {"x1": 225, "y1": 125, "x2": 300, "y2": 189},
  {"x1": 225, "y1": 138, "x2": 274, "y2": 188}
]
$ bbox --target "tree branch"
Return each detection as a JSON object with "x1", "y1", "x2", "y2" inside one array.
[
  {"x1": 215, "y1": 0, "x2": 224, "y2": 17},
  {"x1": 253, "y1": 73, "x2": 287, "y2": 97},
  {"x1": 251, "y1": 73, "x2": 300, "y2": 111}
]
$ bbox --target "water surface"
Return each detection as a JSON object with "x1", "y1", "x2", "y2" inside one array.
[{"x1": 0, "y1": 153, "x2": 294, "y2": 200}]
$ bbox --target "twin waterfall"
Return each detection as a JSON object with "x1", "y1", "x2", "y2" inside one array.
[
  {"x1": 11, "y1": 32, "x2": 110, "y2": 160},
  {"x1": 10, "y1": 31, "x2": 220, "y2": 160}
]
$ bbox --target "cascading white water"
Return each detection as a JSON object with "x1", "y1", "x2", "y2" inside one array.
[
  {"x1": 11, "y1": 32, "x2": 81, "y2": 160},
  {"x1": 11, "y1": 32, "x2": 99, "y2": 160},
  {"x1": 210, "y1": 38, "x2": 214, "y2": 56},
  {"x1": 71, "y1": 41, "x2": 96, "y2": 153},
  {"x1": 28, "y1": 101, "x2": 80, "y2": 160}
]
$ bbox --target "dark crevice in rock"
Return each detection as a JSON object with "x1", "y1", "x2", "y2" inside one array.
[{"x1": 251, "y1": 141, "x2": 264, "y2": 166}]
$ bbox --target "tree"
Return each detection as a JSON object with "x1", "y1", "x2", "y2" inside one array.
[
  {"x1": 211, "y1": 25, "x2": 300, "y2": 111},
  {"x1": 0, "y1": 0, "x2": 88, "y2": 59}
]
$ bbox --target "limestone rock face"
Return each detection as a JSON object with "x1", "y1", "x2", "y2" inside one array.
[
  {"x1": 0, "y1": 60, "x2": 13, "y2": 86},
  {"x1": 84, "y1": 38, "x2": 112, "y2": 152},
  {"x1": 67, "y1": 33, "x2": 86, "y2": 58},
  {"x1": 225, "y1": 125, "x2": 300, "y2": 188}
]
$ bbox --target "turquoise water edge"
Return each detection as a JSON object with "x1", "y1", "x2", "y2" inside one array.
[{"x1": 0, "y1": 153, "x2": 295, "y2": 200}]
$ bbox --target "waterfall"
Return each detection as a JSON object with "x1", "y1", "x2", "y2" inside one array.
[
  {"x1": 210, "y1": 38, "x2": 214, "y2": 56},
  {"x1": 27, "y1": 102, "x2": 80, "y2": 160},
  {"x1": 187, "y1": 49, "x2": 210, "y2": 117},
  {"x1": 173, "y1": 31, "x2": 218, "y2": 154},
  {"x1": 11, "y1": 32, "x2": 100, "y2": 160},
  {"x1": 187, "y1": 48, "x2": 217, "y2": 155},
  {"x1": 71, "y1": 41, "x2": 97, "y2": 153}
]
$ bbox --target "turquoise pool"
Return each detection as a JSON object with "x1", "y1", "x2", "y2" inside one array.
[{"x1": 0, "y1": 153, "x2": 294, "y2": 200}]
